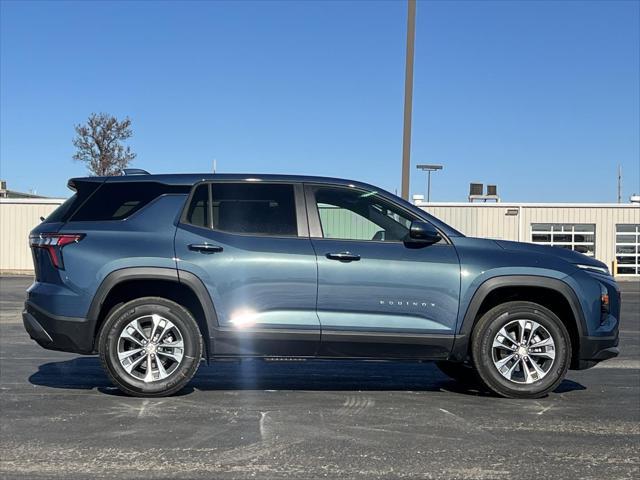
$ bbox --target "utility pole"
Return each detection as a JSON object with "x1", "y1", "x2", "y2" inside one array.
[
  {"x1": 617, "y1": 165, "x2": 623, "y2": 203},
  {"x1": 400, "y1": 0, "x2": 416, "y2": 200}
]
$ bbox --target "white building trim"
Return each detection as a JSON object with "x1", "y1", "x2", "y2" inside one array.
[{"x1": 0, "y1": 198, "x2": 66, "y2": 205}]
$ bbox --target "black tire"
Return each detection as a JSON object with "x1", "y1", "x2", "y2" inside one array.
[
  {"x1": 435, "y1": 361, "x2": 482, "y2": 386},
  {"x1": 471, "y1": 301, "x2": 571, "y2": 399},
  {"x1": 98, "y1": 297, "x2": 203, "y2": 397}
]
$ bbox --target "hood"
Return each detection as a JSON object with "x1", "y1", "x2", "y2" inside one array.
[{"x1": 495, "y1": 239, "x2": 608, "y2": 270}]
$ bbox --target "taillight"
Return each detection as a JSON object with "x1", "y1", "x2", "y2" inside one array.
[{"x1": 29, "y1": 233, "x2": 84, "y2": 269}]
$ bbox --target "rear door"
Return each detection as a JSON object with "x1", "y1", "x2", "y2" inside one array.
[
  {"x1": 174, "y1": 181, "x2": 320, "y2": 356},
  {"x1": 305, "y1": 184, "x2": 461, "y2": 359}
]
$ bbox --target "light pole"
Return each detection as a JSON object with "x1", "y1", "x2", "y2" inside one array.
[{"x1": 416, "y1": 164, "x2": 443, "y2": 202}]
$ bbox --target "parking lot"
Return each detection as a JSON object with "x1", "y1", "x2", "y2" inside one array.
[{"x1": 0, "y1": 276, "x2": 638, "y2": 479}]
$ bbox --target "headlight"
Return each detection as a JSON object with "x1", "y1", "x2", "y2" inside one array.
[
  {"x1": 576, "y1": 264, "x2": 610, "y2": 276},
  {"x1": 599, "y1": 282, "x2": 610, "y2": 315}
]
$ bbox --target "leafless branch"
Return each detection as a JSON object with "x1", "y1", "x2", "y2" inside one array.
[{"x1": 72, "y1": 113, "x2": 137, "y2": 176}]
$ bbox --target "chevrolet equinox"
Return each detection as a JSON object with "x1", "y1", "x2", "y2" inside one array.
[{"x1": 23, "y1": 171, "x2": 620, "y2": 397}]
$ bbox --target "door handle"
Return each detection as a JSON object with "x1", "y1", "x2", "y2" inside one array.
[
  {"x1": 188, "y1": 243, "x2": 223, "y2": 253},
  {"x1": 326, "y1": 252, "x2": 361, "y2": 262}
]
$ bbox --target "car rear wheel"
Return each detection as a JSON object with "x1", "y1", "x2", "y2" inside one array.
[
  {"x1": 98, "y1": 297, "x2": 203, "y2": 397},
  {"x1": 471, "y1": 301, "x2": 571, "y2": 399}
]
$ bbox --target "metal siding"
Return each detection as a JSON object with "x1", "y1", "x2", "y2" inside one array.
[
  {"x1": 0, "y1": 200, "x2": 64, "y2": 272},
  {"x1": 423, "y1": 205, "x2": 520, "y2": 241}
]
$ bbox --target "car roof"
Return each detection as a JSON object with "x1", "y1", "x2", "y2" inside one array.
[{"x1": 72, "y1": 173, "x2": 379, "y2": 188}]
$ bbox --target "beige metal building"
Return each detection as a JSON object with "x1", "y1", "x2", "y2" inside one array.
[
  {"x1": 0, "y1": 198, "x2": 66, "y2": 273},
  {"x1": 1, "y1": 197, "x2": 639, "y2": 277},
  {"x1": 418, "y1": 202, "x2": 640, "y2": 277}
]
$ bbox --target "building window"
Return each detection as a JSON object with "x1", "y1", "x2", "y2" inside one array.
[
  {"x1": 616, "y1": 224, "x2": 640, "y2": 276},
  {"x1": 530, "y1": 224, "x2": 595, "y2": 257}
]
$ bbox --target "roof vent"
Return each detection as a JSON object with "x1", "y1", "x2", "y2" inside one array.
[
  {"x1": 469, "y1": 183, "x2": 483, "y2": 196},
  {"x1": 469, "y1": 182, "x2": 500, "y2": 202}
]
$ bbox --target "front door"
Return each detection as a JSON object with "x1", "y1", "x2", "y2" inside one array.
[
  {"x1": 305, "y1": 184, "x2": 461, "y2": 359},
  {"x1": 175, "y1": 181, "x2": 320, "y2": 356}
]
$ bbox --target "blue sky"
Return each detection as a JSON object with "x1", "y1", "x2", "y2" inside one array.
[{"x1": 1, "y1": 0, "x2": 638, "y2": 201}]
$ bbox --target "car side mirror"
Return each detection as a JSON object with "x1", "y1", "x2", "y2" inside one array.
[{"x1": 407, "y1": 221, "x2": 441, "y2": 245}]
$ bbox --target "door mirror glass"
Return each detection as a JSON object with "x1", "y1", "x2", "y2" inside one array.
[{"x1": 408, "y1": 221, "x2": 441, "y2": 245}]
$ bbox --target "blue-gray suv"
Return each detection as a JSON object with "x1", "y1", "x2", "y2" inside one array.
[{"x1": 23, "y1": 172, "x2": 620, "y2": 397}]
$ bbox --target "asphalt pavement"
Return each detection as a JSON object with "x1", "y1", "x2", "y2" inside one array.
[{"x1": 0, "y1": 276, "x2": 638, "y2": 479}]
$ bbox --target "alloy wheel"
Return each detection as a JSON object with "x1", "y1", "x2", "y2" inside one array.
[
  {"x1": 117, "y1": 314, "x2": 185, "y2": 382},
  {"x1": 491, "y1": 319, "x2": 556, "y2": 384}
]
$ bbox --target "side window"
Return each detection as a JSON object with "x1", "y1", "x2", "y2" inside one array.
[
  {"x1": 313, "y1": 186, "x2": 416, "y2": 241},
  {"x1": 185, "y1": 184, "x2": 210, "y2": 228},
  {"x1": 185, "y1": 182, "x2": 298, "y2": 236}
]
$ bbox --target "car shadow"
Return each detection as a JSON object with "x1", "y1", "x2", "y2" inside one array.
[{"x1": 28, "y1": 356, "x2": 586, "y2": 397}]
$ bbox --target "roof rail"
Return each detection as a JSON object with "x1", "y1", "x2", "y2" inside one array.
[{"x1": 122, "y1": 168, "x2": 150, "y2": 176}]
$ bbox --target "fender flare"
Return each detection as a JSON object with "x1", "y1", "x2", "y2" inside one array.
[
  {"x1": 88, "y1": 267, "x2": 218, "y2": 354},
  {"x1": 450, "y1": 275, "x2": 586, "y2": 361}
]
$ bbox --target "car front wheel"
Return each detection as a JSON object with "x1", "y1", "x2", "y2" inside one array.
[
  {"x1": 98, "y1": 297, "x2": 203, "y2": 397},
  {"x1": 471, "y1": 301, "x2": 571, "y2": 399}
]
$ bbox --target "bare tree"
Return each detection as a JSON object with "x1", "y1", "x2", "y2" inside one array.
[{"x1": 72, "y1": 113, "x2": 136, "y2": 176}]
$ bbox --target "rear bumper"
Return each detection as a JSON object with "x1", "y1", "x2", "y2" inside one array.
[{"x1": 22, "y1": 301, "x2": 95, "y2": 354}]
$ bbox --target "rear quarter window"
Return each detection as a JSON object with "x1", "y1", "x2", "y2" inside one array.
[{"x1": 70, "y1": 182, "x2": 189, "y2": 221}]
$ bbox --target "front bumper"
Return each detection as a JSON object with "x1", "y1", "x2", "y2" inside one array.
[
  {"x1": 574, "y1": 333, "x2": 620, "y2": 370},
  {"x1": 568, "y1": 271, "x2": 621, "y2": 370},
  {"x1": 22, "y1": 301, "x2": 95, "y2": 354}
]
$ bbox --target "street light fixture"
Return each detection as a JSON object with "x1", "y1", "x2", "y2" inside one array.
[{"x1": 416, "y1": 164, "x2": 443, "y2": 203}]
